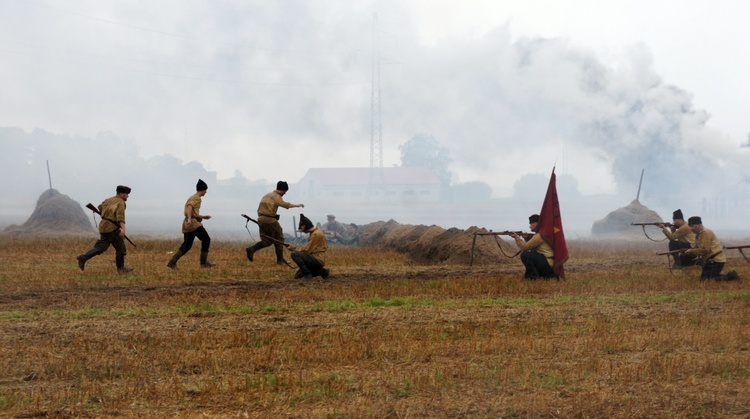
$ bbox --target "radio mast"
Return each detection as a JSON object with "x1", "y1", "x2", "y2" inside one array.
[{"x1": 368, "y1": 13, "x2": 384, "y2": 200}]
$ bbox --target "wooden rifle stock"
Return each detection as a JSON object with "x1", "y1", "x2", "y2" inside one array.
[{"x1": 85, "y1": 203, "x2": 136, "y2": 247}]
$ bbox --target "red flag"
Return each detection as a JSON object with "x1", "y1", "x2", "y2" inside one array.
[{"x1": 538, "y1": 168, "x2": 568, "y2": 278}]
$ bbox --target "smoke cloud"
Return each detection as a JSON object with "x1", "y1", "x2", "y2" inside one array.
[{"x1": 1, "y1": 1, "x2": 748, "y2": 235}]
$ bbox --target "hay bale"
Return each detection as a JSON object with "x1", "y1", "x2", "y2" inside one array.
[
  {"x1": 591, "y1": 199, "x2": 663, "y2": 237},
  {"x1": 2, "y1": 189, "x2": 94, "y2": 236}
]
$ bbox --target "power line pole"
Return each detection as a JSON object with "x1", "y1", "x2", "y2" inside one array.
[{"x1": 368, "y1": 12, "x2": 384, "y2": 201}]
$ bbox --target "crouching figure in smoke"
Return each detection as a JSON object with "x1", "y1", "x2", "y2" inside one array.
[
  {"x1": 510, "y1": 214, "x2": 558, "y2": 280},
  {"x1": 286, "y1": 214, "x2": 330, "y2": 280},
  {"x1": 683, "y1": 216, "x2": 739, "y2": 281}
]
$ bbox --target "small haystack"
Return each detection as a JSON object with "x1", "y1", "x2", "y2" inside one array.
[
  {"x1": 3, "y1": 189, "x2": 94, "y2": 236},
  {"x1": 591, "y1": 199, "x2": 663, "y2": 238}
]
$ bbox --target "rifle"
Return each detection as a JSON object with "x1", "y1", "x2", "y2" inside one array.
[
  {"x1": 241, "y1": 214, "x2": 259, "y2": 224},
  {"x1": 655, "y1": 248, "x2": 690, "y2": 274},
  {"x1": 632, "y1": 222, "x2": 674, "y2": 227},
  {"x1": 85, "y1": 203, "x2": 136, "y2": 247},
  {"x1": 723, "y1": 245, "x2": 750, "y2": 264},
  {"x1": 723, "y1": 245, "x2": 750, "y2": 250},
  {"x1": 632, "y1": 222, "x2": 673, "y2": 242},
  {"x1": 260, "y1": 234, "x2": 296, "y2": 269},
  {"x1": 656, "y1": 248, "x2": 687, "y2": 256},
  {"x1": 470, "y1": 230, "x2": 532, "y2": 267},
  {"x1": 474, "y1": 230, "x2": 534, "y2": 239}
]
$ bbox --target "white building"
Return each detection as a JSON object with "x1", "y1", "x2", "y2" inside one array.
[{"x1": 296, "y1": 167, "x2": 443, "y2": 203}]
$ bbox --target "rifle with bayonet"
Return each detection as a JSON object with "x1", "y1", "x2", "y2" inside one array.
[
  {"x1": 85, "y1": 203, "x2": 136, "y2": 247},
  {"x1": 632, "y1": 222, "x2": 674, "y2": 242},
  {"x1": 723, "y1": 245, "x2": 750, "y2": 264},
  {"x1": 470, "y1": 230, "x2": 534, "y2": 267}
]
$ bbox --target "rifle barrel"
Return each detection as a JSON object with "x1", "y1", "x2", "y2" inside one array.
[{"x1": 474, "y1": 231, "x2": 531, "y2": 237}]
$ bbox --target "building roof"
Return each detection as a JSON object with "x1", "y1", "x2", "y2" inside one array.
[{"x1": 303, "y1": 167, "x2": 442, "y2": 186}]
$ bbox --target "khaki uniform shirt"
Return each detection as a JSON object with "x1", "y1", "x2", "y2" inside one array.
[
  {"x1": 98, "y1": 196, "x2": 126, "y2": 234},
  {"x1": 182, "y1": 193, "x2": 203, "y2": 234},
  {"x1": 256, "y1": 191, "x2": 293, "y2": 224},
  {"x1": 662, "y1": 223, "x2": 696, "y2": 245},
  {"x1": 289, "y1": 227, "x2": 328, "y2": 265},
  {"x1": 692, "y1": 227, "x2": 726, "y2": 263},
  {"x1": 514, "y1": 233, "x2": 554, "y2": 264}
]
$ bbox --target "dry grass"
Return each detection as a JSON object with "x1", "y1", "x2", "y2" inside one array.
[{"x1": 1, "y1": 236, "x2": 749, "y2": 418}]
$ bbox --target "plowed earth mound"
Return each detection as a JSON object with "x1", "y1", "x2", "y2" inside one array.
[{"x1": 357, "y1": 219, "x2": 530, "y2": 265}]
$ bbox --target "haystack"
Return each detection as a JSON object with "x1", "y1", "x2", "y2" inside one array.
[
  {"x1": 591, "y1": 199, "x2": 663, "y2": 237},
  {"x1": 2, "y1": 189, "x2": 94, "y2": 236}
]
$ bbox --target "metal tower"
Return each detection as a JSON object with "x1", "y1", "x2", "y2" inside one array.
[{"x1": 368, "y1": 13, "x2": 384, "y2": 200}]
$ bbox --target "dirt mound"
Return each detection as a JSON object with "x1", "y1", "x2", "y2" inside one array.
[
  {"x1": 3, "y1": 189, "x2": 94, "y2": 236},
  {"x1": 591, "y1": 199, "x2": 663, "y2": 238},
  {"x1": 358, "y1": 219, "x2": 516, "y2": 265}
]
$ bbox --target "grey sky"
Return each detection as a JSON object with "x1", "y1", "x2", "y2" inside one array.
[{"x1": 1, "y1": 0, "x2": 748, "y2": 199}]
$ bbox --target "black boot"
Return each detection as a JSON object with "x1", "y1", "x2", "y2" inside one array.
[
  {"x1": 275, "y1": 245, "x2": 286, "y2": 266},
  {"x1": 76, "y1": 248, "x2": 100, "y2": 271},
  {"x1": 116, "y1": 254, "x2": 134, "y2": 273},
  {"x1": 724, "y1": 270, "x2": 740, "y2": 281},
  {"x1": 245, "y1": 243, "x2": 260, "y2": 262},
  {"x1": 167, "y1": 250, "x2": 184, "y2": 269},
  {"x1": 200, "y1": 251, "x2": 215, "y2": 268},
  {"x1": 295, "y1": 260, "x2": 312, "y2": 279}
]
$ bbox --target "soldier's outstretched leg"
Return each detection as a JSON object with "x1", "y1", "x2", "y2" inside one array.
[
  {"x1": 167, "y1": 250, "x2": 184, "y2": 269},
  {"x1": 76, "y1": 248, "x2": 101, "y2": 271},
  {"x1": 245, "y1": 241, "x2": 268, "y2": 262}
]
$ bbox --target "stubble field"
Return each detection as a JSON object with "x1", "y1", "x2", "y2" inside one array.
[{"x1": 1, "y1": 236, "x2": 749, "y2": 418}]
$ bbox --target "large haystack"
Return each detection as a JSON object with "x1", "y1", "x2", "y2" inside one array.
[
  {"x1": 591, "y1": 199, "x2": 664, "y2": 238},
  {"x1": 2, "y1": 189, "x2": 94, "y2": 236}
]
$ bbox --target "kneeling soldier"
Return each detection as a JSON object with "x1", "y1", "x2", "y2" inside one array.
[{"x1": 286, "y1": 214, "x2": 329, "y2": 280}]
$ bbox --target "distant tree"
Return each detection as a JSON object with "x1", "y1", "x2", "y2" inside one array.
[
  {"x1": 513, "y1": 172, "x2": 580, "y2": 200},
  {"x1": 513, "y1": 173, "x2": 548, "y2": 200},
  {"x1": 399, "y1": 134, "x2": 452, "y2": 186},
  {"x1": 451, "y1": 181, "x2": 493, "y2": 202},
  {"x1": 744, "y1": 132, "x2": 750, "y2": 148}
]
